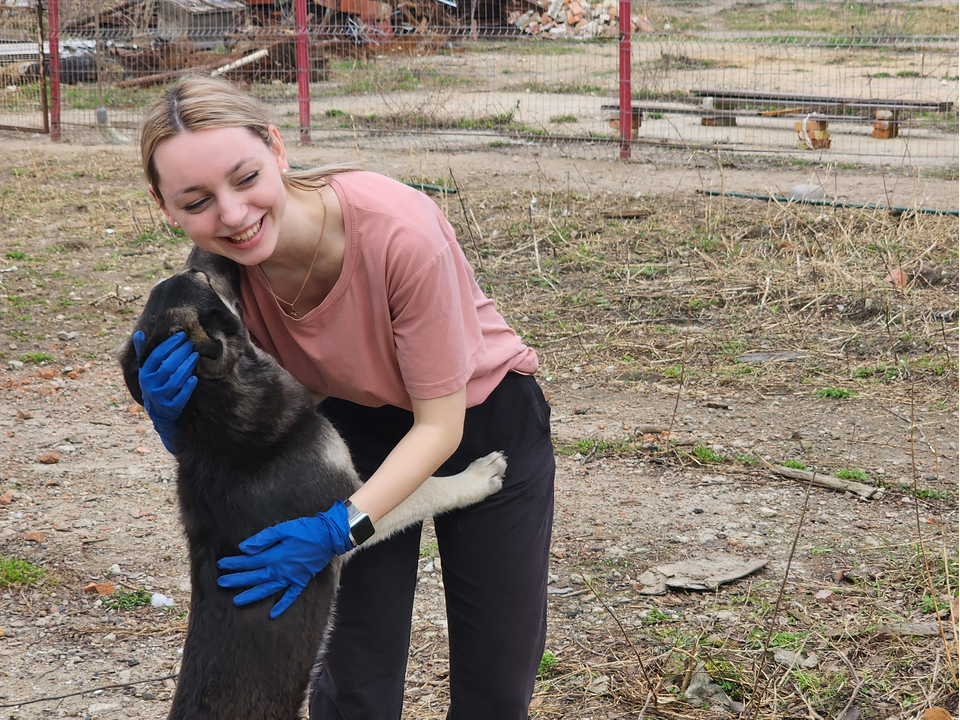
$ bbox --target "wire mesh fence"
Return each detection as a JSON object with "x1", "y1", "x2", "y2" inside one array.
[{"x1": 0, "y1": 0, "x2": 957, "y2": 165}]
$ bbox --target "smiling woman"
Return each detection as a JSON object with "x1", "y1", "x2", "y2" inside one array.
[
  {"x1": 132, "y1": 75, "x2": 555, "y2": 720},
  {"x1": 149, "y1": 126, "x2": 293, "y2": 271}
]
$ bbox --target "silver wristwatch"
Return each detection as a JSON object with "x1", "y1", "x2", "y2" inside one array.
[{"x1": 344, "y1": 500, "x2": 375, "y2": 547}]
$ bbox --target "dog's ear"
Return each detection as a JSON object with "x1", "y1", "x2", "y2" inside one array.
[{"x1": 117, "y1": 334, "x2": 144, "y2": 406}]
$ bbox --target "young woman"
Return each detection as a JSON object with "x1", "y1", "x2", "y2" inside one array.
[{"x1": 134, "y1": 75, "x2": 554, "y2": 720}]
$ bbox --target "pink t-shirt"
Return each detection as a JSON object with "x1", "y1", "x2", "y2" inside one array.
[{"x1": 238, "y1": 171, "x2": 538, "y2": 410}]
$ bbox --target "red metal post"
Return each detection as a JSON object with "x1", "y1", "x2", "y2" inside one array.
[
  {"x1": 47, "y1": 0, "x2": 60, "y2": 140},
  {"x1": 294, "y1": 0, "x2": 310, "y2": 143},
  {"x1": 617, "y1": 0, "x2": 631, "y2": 159}
]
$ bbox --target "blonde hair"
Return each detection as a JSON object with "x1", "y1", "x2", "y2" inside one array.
[{"x1": 141, "y1": 75, "x2": 358, "y2": 205}]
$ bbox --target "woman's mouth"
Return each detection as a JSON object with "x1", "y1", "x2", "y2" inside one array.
[{"x1": 226, "y1": 218, "x2": 263, "y2": 245}]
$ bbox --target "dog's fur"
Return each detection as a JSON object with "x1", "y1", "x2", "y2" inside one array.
[{"x1": 118, "y1": 247, "x2": 505, "y2": 720}]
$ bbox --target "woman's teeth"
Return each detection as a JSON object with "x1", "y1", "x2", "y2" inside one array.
[{"x1": 228, "y1": 219, "x2": 262, "y2": 243}]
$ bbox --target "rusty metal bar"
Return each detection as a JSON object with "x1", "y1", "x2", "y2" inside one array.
[
  {"x1": 295, "y1": 0, "x2": 310, "y2": 144},
  {"x1": 47, "y1": 0, "x2": 61, "y2": 140},
  {"x1": 617, "y1": 0, "x2": 630, "y2": 159}
]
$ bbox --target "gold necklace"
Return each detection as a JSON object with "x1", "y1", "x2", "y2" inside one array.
[{"x1": 269, "y1": 190, "x2": 327, "y2": 319}]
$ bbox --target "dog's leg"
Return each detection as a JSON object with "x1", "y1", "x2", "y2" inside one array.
[{"x1": 344, "y1": 452, "x2": 506, "y2": 555}]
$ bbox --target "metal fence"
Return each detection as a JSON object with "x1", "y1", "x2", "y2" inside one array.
[{"x1": 0, "y1": 0, "x2": 957, "y2": 165}]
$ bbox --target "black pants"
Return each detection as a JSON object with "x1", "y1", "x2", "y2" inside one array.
[{"x1": 309, "y1": 372, "x2": 555, "y2": 720}]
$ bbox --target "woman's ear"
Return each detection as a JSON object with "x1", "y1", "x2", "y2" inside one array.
[
  {"x1": 267, "y1": 125, "x2": 289, "y2": 173},
  {"x1": 149, "y1": 185, "x2": 177, "y2": 226}
]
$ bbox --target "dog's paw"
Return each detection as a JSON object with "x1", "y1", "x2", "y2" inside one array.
[{"x1": 464, "y1": 451, "x2": 507, "y2": 494}]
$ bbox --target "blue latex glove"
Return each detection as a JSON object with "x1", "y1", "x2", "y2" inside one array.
[
  {"x1": 217, "y1": 502, "x2": 354, "y2": 618},
  {"x1": 133, "y1": 331, "x2": 198, "y2": 455}
]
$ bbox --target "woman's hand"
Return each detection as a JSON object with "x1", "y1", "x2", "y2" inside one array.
[
  {"x1": 133, "y1": 331, "x2": 198, "y2": 454},
  {"x1": 217, "y1": 501, "x2": 353, "y2": 618}
]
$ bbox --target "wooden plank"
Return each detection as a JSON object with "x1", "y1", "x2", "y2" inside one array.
[
  {"x1": 772, "y1": 466, "x2": 884, "y2": 500},
  {"x1": 691, "y1": 87, "x2": 953, "y2": 112},
  {"x1": 599, "y1": 103, "x2": 929, "y2": 124}
]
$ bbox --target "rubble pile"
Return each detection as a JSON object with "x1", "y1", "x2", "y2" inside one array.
[
  {"x1": 0, "y1": 0, "x2": 663, "y2": 89},
  {"x1": 508, "y1": 0, "x2": 655, "y2": 38},
  {"x1": 392, "y1": 0, "x2": 460, "y2": 34}
]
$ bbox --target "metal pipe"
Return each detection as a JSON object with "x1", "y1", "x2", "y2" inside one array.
[
  {"x1": 696, "y1": 189, "x2": 958, "y2": 216},
  {"x1": 295, "y1": 0, "x2": 310, "y2": 144},
  {"x1": 617, "y1": 0, "x2": 631, "y2": 159},
  {"x1": 47, "y1": 0, "x2": 60, "y2": 140}
]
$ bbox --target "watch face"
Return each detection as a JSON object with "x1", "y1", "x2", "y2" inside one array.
[{"x1": 350, "y1": 514, "x2": 376, "y2": 546}]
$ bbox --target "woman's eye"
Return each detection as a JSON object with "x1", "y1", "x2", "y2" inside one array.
[
  {"x1": 184, "y1": 199, "x2": 207, "y2": 212},
  {"x1": 238, "y1": 171, "x2": 259, "y2": 186}
]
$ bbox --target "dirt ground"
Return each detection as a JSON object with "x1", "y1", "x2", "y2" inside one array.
[{"x1": 0, "y1": 133, "x2": 956, "y2": 720}]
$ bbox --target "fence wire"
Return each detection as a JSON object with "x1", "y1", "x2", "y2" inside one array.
[{"x1": 0, "y1": 0, "x2": 956, "y2": 165}]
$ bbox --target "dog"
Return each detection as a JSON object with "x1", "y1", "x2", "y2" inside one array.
[{"x1": 118, "y1": 247, "x2": 506, "y2": 720}]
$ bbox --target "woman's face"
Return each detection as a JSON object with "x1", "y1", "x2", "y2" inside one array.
[{"x1": 151, "y1": 126, "x2": 289, "y2": 266}]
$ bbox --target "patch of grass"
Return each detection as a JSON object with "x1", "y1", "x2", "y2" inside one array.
[
  {"x1": 102, "y1": 588, "x2": 153, "y2": 610},
  {"x1": 634, "y1": 264, "x2": 666, "y2": 278},
  {"x1": 323, "y1": 109, "x2": 345, "y2": 117},
  {"x1": 132, "y1": 226, "x2": 187, "y2": 247},
  {"x1": 5, "y1": 251, "x2": 26, "y2": 260},
  {"x1": 515, "y1": 81, "x2": 603, "y2": 96},
  {"x1": 703, "y1": 657, "x2": 749, "y2": 701},
  {"x1": 490, "y1": 41, "x2": 584, "y2": 56},
  {"x1": 813, "y1": 387, "x2": 854, "y2": 399},
  {"x1": 690, "y1": 445, "x2": 724, "y2": 463},
  {"x1": 333, "y1": 65, "x2": 465, "y2": 96},
  {"x1": 20, "y1": 352, "x2": 54, "y2": 364},
  {"x1": 0, "y1": 556, "x2": 45, "y2": 587},
  {"x1": 921, "y1": 594, "x2": 947, "y2": 614},
  {"x1": 549, "y1": 113, "x2": 578, "y2": 123},
  {"x1": 663, "y1": 365, "x2": 682, "y2": 379},
  {"x1": 834, "y1": 468, "x2": 868, "y2": 480},
  {"x1": 658, "y1": 53, "x2": 720, "y2": 70},
  {"x1": 914, "y1": 488, "x2": 949, "y2": 501},
  {"x1": 556, "y1": 437, "x2": 636, "y2": 457},
  {"x1": 749, "y1": 628, "x2": 809, "y2": 649},
  {"x1": 642, "y1": 608, "x2": 674, "y2": 623},
  {"x1": 538, "y1": 650, "x2": 559, "y2": 678},
  {"x1": 781, "y1": 459, "x2": 808, "y2": 470},
  {"x1": 720, "y1": 2, "x2": 957, "y2": 37},
  {"x1": 853, "y1": 364, "x2": 900, "y2": 381}
]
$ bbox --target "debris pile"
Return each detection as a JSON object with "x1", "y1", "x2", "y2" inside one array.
[
  {"x1": 0, "y1": 0, "x2": 664, "y2": 88},
  {"x1": 507, "y1": 0, "x2": 655, "y2": 38}
]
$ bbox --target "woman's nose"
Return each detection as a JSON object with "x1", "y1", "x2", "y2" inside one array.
[{"x1": 219, "y1": 192, "x2": 247, "y2": 227}]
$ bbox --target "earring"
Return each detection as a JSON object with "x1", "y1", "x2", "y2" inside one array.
[
  {"x1": 282, "y1": 168, "x2": 288, "y2": 174},
  {"x1": 173, "y1": 221, "x2": 179, "y2": 227}
]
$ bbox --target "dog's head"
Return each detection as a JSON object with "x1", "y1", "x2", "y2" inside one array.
[{"x1": 119, "y1": 249, "x2": 246, "y2": 406}]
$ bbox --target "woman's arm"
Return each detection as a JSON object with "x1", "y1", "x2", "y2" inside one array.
[
  {"x1": 215, "y1": 386, "x2": 466, "y2": 617},
  {"x1": 347, "y1": 386, "x2": 466, "y2": 523}
]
